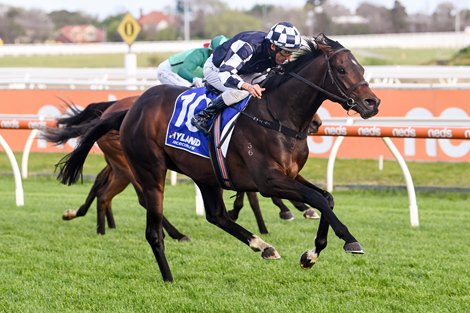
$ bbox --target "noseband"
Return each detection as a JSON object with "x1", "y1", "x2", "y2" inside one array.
[{"x1": 288, "y1": 47, "x2": 368, "y2": 110}]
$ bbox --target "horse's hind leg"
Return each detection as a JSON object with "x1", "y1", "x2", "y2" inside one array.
[
  {"x1": 271, "y1": 197, "x2": 295, "y2": 221},
  {"x1": 144, "y1": 178, "x2": 172, "y2": 281},
  {"x1": 246, "y1": 192, "x2": 269, "y2": 234},
  {"x1": 289, "y1": 200, "x2": 320, "y2": 220},
  {"x1": 230, "y1": 191, "x2": 270, "y2": 234},
  {"x1": 123, "y1": 144, "x2": 173, "y2": 281},
  {"x1": 198, "y1": 184, "x2": 279, "y2": 260},
  {"x1": 132, "y1": 180, "x2": 190, "y2": 242},
  {"x1": 62, "y1": 166, "x2": 110, "y2": 221},
  {"x1": 162, "y1": 216, "x2": 190, "y2": 242},
  {"x1": 96, "y1": 168, "x2": 129, "y2": 234}
]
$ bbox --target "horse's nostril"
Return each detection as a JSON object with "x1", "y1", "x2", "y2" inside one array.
[{"x1": 364, "y1": 98, "x2": 380, "y2": 109}]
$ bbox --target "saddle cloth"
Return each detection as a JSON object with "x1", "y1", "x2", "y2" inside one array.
[{"x1": 165, "y1": 87, "x2": 249, "y2": 159}]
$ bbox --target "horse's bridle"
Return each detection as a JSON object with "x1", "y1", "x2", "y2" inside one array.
[
  {"x1": 233, "y1": 47, "x2": 369, "y2": 140},
  {"x1": 287, "y1": 47, "x2": 368, "y2": 110}
]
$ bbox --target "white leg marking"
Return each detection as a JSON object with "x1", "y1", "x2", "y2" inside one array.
[
  {"x1": 249, "y1": 235, "x2": 281, "y2": 259},
  {"x1": 248, "y1": 235, "x2": 270, "y2": 252},
  {"x1": 306, "y1": 249, "x2": 318, "y2": 265}
]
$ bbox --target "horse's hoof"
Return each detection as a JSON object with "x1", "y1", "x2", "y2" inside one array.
[
  {"x1": 261, "y1": 247, "x2": 281, "y2": 260},
  {"x1": 299, "y1": 250, "x2": 317, "y2": 269},
  {"x1": 178, "y1": 236, "x2": 191, "y2": 242},
  {"x1": 344, "y1": 242, "x2": 365, "y2": 254},
  {"x1": 303, "y1": 208, "x2": 320, "y2": 220},
  {"x1": 279, "y1": 211, "x2": 295, "y2": 221},
  {"x1": 62, "y1": 209, "x2": 77, "y2": 220}
]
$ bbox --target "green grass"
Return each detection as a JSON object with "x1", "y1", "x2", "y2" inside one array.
[
  {"x1": 0, "y1": 153, "x2": 469, "y2": 312},
  {"x1": 3, "y1": 152, "x2": 470, "y2": 189},
  {"x1": 352, "y1": 48, "x2": 458, "y2": 65}
]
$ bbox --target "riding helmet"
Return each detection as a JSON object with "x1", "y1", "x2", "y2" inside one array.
[
  {"x1": 209, "y1": 35, "x2": 229, "y2": 50},
  {"x1": 266, "y1": 22, "x2": 301, "y2": 52}
]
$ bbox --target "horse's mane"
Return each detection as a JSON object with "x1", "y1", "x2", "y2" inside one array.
[{"x1": 263, "y1": 34, "x2": 344, "y2": 90}]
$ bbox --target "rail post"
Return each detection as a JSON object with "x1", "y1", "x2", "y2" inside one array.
[{"x1": 0, "y1": 134, "x2": 24, "y2": 206}]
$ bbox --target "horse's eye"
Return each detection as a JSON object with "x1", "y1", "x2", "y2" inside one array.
[{"x1": 337, "y1": 67, "x2": 346, "y2": 74}]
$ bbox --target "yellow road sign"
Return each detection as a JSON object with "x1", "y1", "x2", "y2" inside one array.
[{"x1": 117, "y1": 13, "x2": 141, "y2": 46}]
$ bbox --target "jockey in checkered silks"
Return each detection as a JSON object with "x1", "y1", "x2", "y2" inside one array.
[{"x1": 191, "y1": 22, "x2": 302, "y2": 135}]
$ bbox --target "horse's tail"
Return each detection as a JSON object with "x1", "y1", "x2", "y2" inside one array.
[
  {"x1": 57, "y1": 101, "x2": 116, "y2": 127},
  {"x1": 41, "y1": 100, "x2": 117, "y2": 145},
  {"x1": 41, "y1": 119, "x2": 102, "y2": 145},
  {"x1": 56, "y1": 109, "x2": 128, "y2": 185}
]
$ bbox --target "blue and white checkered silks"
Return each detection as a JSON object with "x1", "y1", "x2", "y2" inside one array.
[{"x1": 266, "y1": 22, "x2": 301, "y2": 51}]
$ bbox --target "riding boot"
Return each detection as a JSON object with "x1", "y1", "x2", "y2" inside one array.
[{"x1": 191, "y1": 95, "x2": 228, "y2": 135}]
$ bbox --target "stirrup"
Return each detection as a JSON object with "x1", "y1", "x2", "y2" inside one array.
[{"x1": 191, "y1": 116, "x2": 211, "y2": 135}]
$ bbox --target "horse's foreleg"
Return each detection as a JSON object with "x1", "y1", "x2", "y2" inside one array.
[
  {"x1": 228, "y1": 191, "x2": 244, "y2": 221},
  {"x1": 292, "y1": 175, "x2": 362, "y2": 268},
  {"x1": 247, "y1": 192, "x2": 269, "y2": 234},
  {"x1": 198, "y1": 184, "x2": 280, "y2": 260},
  {"x1": 263, "y1": 174, "x2": 362, "y2": 268},
  {"x1": 271, "y1": 197, "x2": 295, "y2": 221}
]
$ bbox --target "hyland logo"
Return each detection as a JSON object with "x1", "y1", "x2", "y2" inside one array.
[{"x1": 169, "y1": 131, "x2": 201, "y2": 146}]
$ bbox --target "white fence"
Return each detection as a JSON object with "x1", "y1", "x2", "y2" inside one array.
[
  {"x1": 2, "y1": 65, "x2": 470, "y2": 90},
  {"x1": 0, "y1": 32, "x2": 469, "y2": 57},
  {"x1": 0, "y1": 67, "x2": 157, "y2": 90}
]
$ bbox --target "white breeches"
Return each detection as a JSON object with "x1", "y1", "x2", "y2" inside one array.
[
  {"x1": 156, "y1": 60, "x2": 192, "y2": 87},
  {"x1": 203, "y1": 55, "x2": 266, "y2": 105}
]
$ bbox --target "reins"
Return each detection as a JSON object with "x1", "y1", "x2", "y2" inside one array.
[{"x1": 226, "y1": 46, "x2": 367, "y2": 140}]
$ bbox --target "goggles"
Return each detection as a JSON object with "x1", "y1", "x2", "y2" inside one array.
[{"x1": 277, "y1": 48, "x2": 293, "y2": 57}]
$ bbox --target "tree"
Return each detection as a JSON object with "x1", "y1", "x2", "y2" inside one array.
[
  {"x1": 15, "y1": 9, "x2": 55, "y2": 43},
  {"x1": 48, "y1": 10, "x2": 100, "y2": 29},
  {"x1": 432, "y1": 2, "x2": 456, "y2": 32},
  {"x1": 204, "y1": 10, "x2": 262, "y2": 38},
  {"x1": 0, "y1": 8, "x2": 25, "y2": 43},
  {"x1": 180, "y1": 0, "x2": 229, "y2": 39},
  {"x1": 0, "y1": 7, "x2": 54, "y2": 43},
  {"x1": 390, "y1": 0, "x2": 409, "y2": 33},
  {"x1": 357, "y1": 3, "x2": 393, "y2": 34},
  {"x1": 305, "y1": 0, "x2": 327, "y2": 7},
  {"x1": 100, "y1": 14, "x2": 126, "y2": 42}
]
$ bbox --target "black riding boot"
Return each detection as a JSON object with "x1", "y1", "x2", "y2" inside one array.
[{"x1": 191, "y1": 95, "x2": 228, "y2": 135}]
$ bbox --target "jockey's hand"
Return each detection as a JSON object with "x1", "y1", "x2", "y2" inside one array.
[
  {"x1": 192, "y1": 77, "x2": 205, "y2": 88},
  {"x1": 242, "y1": 82, "x2": 265, "y2": 99}
]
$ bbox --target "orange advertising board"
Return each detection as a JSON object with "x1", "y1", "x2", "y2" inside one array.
[
  {"x1": 0, "y1": 88, "x2": 469, "y2": 162},
  {"x1": 0, "y1": 90, "x2": 138, "y2": 154},
  {"x1": 309, "y1": 88, "x2": 470, "y2": 162}
]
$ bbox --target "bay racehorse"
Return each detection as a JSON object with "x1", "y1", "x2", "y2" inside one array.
[
  {"x1": 44, "y1": 98, "x2": 320, "y2": 235},
  {"x1": 44, "y1": 97, "x2": 190, "y2": 240},
  {"x1": 56, "y1": 35, "x2": 380, "y2": 282}
]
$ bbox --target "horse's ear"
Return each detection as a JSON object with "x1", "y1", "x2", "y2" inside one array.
[
  {"x1": 315, "y1": 33, "x2": 328, "y2": 45},
  {"x1": 315, "y1": 33, "x2": 332, "y2": 54}
]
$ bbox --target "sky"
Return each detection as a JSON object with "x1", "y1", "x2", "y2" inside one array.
[{"x1": 0, "y1": 0, "x2": 468, "y2": 20}]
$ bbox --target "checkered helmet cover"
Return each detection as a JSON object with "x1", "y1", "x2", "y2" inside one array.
[{"x1": 265, "y1": 22, "x2": 301, "y2": 51}]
